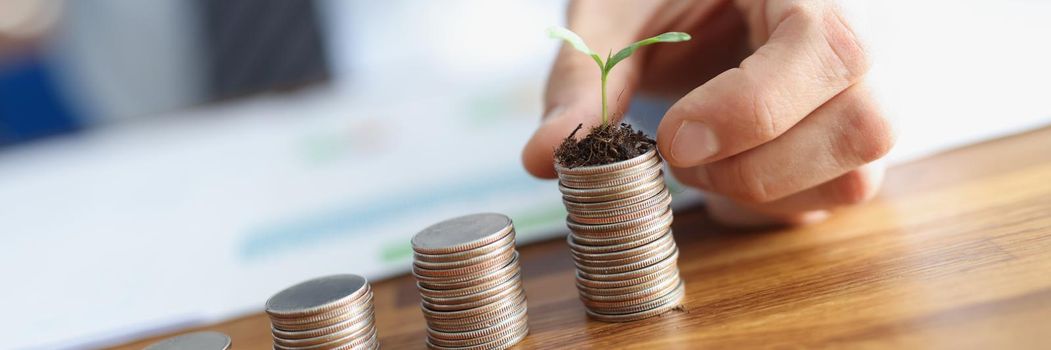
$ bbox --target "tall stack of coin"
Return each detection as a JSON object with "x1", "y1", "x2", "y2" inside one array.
[
  {"x1": 265, "y1": 274, "x2": 379, "y2": 350},
  {"x1": 411, "y1": 213, "x2": 529, "y2": 350},
  {"x1": 555, "y1": 148, "x2": 684, "y2": 322},
  {"x1": 144, "y1": 331, "x2": 231, "y2": 350}
]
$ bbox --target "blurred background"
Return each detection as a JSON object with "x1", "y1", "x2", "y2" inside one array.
[{"x1": 1, "y1": 0, "x2": 1048, "y2": 349}]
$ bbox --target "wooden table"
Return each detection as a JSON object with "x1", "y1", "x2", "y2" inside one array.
[{"x1": 112, "y1": 127, "x2": 1051, "y2": 349}]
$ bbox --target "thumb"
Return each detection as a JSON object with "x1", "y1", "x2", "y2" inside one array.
[{"x1": 521, "y1": 37, "x2": 641, "y2": 179}]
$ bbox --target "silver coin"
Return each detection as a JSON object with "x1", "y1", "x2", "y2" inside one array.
[
  {"x1": 413, "y1": 238, "x2": 516, "y2": 269},
  {"x1": 568, "y1": 210, "x2": 673, "y2": 241},
  {"x1": 581, "y1": 277, "x2": 682, "y2": 310},
  {"x1": 266, "y1": 274, "x2": 369, "y2": 318},
  {"x1": 560, "y1": 177, "x2": 664, "y2": 203},
  {"x1": 415, "y1": 253, "x2": 520, "y2": 290},
  {"x1": 570, "y1": 229, "x2": 675, "y2": 262},
  {"x1": 576, "y1": 265, "x2": 679, "y2": 296},
  {"x1": 425, "y1": 321, "x2": 528, "y2": 350},
  {"x1": 562, "y1": 183, "x2": 665, "y2": 212},
  {"x1": 558, "y1": 159, "x2": 662, "y2": 189},
  {"x1": 577, "y1": 249, "x2": 679, "y2": 282},
  {"x1": 568, "y1": 194, "x2": 671, "y2": 225},
  {"x1": 558, "y1": 153, "x2": 659, "y2": 183},
  {"x1": 568, "y1": 229, "x2": 671, "y2": 258},
  {"x1": 576, "y1": 264, "x2": 680, "y2": 290},
  {"x1": 427, "y1": 307, "x2": 527, "y2": 341},
  {"x1": 413, "y1": 249, "x2": 516, "y2": 279},
  {"x1": 412, "y1": 213, "x2": 513, "y2": 254},
  {"x1": 413, "y1": 230, "x2": 517, "y2": 264},
  {"x1": 569, "y1": 221, "x2": 671, "y2": 249},
  {"x1": 421, "y1": 291, "x2": 526, "y2": 320},
  {"x1": 272, "y1": 311, "x2": 374, "y2": 348},
  {"x1": 271, "y1": 304, "x2": 373, "y2": 339},
  {"x1": 144, "y1": 331, "x2": 231, "y2": 350},
  {"x1": 555, "y1": 149, "x2": 657, "y2": 175},
  {"x1": 567, "y1": 188, "x2": 669, "y2": 219},
  {"x1": 269, "y1": 300, "x2": 372, "y2": 331},
  {"x1": 269, "y1": 285, "x2": 373, "y2": 327},
  {"x1": 569, "y1": 186, "x2": 669, "y2": 217},
  {"x1": 413, "y1": 252, "x2": 519, "y2": 284},
  {"x1": 416, "y1": 264, "x2": 520, "y2": 299},
  {"x1": 557, "y1": 170, "x2": 662, "y2": 197},
  {"x1": 421, "y1": 279, "x2": 522, "y2": 311},
  {"x1": 421, "y1": 272, "x2": 522, "y2": 305},
  {"x1": 427, "y1": 310, "x2": 528, "y2": 347},
  {"x1": 585, "y1": 282, "x2": 685, "y2": 323},
  {"x1": 426, "y1": 299, "x2": 527, "y2": 333},
  {"x1": 566, "y1": 206, "x2": 671, "y2": 233},
  {"x1": 574, "y1": 245, "x2": 678, "y2": 275}
]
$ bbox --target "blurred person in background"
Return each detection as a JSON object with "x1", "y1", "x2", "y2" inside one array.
[
  {"x1": 0, "y1": 0, "x2": 78, "y2": 146},
  {"x1": 0, "y1": 0, "x2": 330, "y2": 145}
]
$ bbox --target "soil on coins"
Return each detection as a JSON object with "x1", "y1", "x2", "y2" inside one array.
[{"x1": 555, "y1": 122, "x2": 656, "y2": 168}]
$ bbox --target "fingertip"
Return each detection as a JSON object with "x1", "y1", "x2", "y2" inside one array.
[
  {"x1": 521, "y1": 106, "x2": 597, "y2": 179},
  {"x1": 656, "y1": 102, "x2": 685, "y2": 165},
  {"x1": 522, "y1": 130, "x2": 558, "y2": 179},
  {"x1": 657, "y1": 96, "x2": 718, "y2": 168}
]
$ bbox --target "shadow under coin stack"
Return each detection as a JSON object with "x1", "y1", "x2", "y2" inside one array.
[
  {"x1": 411, "y1": 213, "x2": 529, "y2": 350},
  {"x1": 555, "y1": 148, "x2": 685, "y2": 322},
  {"x1": 265, "y1": 274, "x2": 379, "y2": 350},
  {"x1": 144, "y1": 331, "x2": 231, "y2": 350}
]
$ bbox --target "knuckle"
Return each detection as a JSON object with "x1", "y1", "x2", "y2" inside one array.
[
  {"x1": 783, "y1": 2, "x2": 870, "y2": 84},
  {"x1": 786, "y1": 2, "x2": 821, "y2": 24},
  {"x1": 749, "y1": 87, "x2": 781, "y2": 142},
  {"x1": 710, "y1": 67, "x2": 784, "y2": 143},
  {"x1": 847, "y1": 105, "x2": 895, "y2": 163},
  {"x1": 734, "y1": 67, "x2": 781, "y2": 142},
  {"x1": 718, "y1": 160, "x2": 774, "y2": 203},
  {"x1": 820, "y1": 8, "x2": 870, "y2": 83}
]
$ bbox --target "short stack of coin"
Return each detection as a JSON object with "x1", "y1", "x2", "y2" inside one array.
[
  {"x1": 555, "y1": 148, "x2": 685, "y2": 322},
  {"x1": 265, "y1": 274, "x2": 379, "y2": 350},
  {"x1": 411, "y1": 213, "x2": 529, "y2": 350}
]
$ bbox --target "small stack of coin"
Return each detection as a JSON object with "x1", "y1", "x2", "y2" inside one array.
[
  {"x1": 144, "y1": 331, "x2": 231, "y2": 350},
  {"x1": 555, "y1": 148, "x2": 685, "y2": 322},
  {"x1": 265, "y1": 274, "x2": 379, "y2": 350},
  {"x1": 411, "y1": 213, "x2": 529, "y2": 350}
]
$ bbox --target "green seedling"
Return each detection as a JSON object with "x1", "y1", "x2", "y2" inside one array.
[{"x1": 547, "y1": 26, "x2": 691, "y2": 126}]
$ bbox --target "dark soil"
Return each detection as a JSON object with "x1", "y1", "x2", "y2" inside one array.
[{"x1": 555, "y1": 122, "x2": 655, "y2": 168}]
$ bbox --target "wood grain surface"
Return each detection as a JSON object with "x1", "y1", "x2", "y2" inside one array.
[{"x1": 111, "y1": 126, "x2": 1051, "y2": 349}]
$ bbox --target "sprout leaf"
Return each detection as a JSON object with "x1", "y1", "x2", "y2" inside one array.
[
  {"x1": 605, "y1": 32, "x2": 691, "y2": 72},
  {"x1": 546, "y1": 26, "x2": 604, "y2": 70},
  {"x1": 545, "y1": 27, "x2": 690, "y2": 126}
]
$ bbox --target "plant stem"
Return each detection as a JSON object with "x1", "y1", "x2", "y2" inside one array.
[{"x1": 600, "y1": 70, "x2": 609, "y2": 126}]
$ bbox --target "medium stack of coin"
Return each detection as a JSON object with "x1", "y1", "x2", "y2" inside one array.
[
  {"x1": 144, "y1": 331, "x2": 231, "y2": 350},
  {"x1": 265, "y1": 274, "x2": 379, "y2": 350},
  {"x1": 411, "y1": 213, "x2": 529, "y2": 350},
  {"x1": 555, "y1": 148, "x2": 685, "y2": 322}
]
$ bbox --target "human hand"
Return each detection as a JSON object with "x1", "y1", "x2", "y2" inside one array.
[{"x1": 522, "y1": 0, "x2": 894, "y2": 226}]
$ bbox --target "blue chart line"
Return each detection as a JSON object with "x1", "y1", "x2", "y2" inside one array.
[{"x1": 239, "y1": 169, "x2": 542, "y2": 260}]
